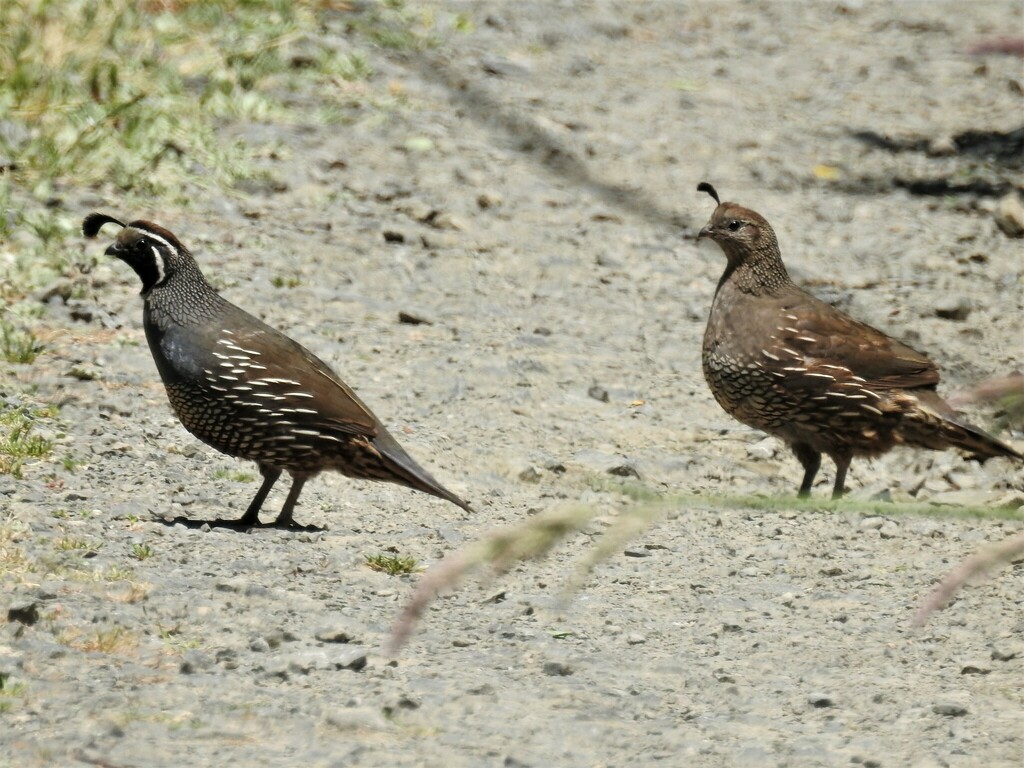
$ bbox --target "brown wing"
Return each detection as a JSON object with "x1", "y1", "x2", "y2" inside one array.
[
  {"x1": 780, "y1": 291, "x2": 940, "y2": 390},
  {"x1": 217, "y1": 305, "x2": 384, "y2": 440}
]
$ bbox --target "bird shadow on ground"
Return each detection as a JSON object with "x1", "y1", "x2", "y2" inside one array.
[{"x1": 155, "y1": 515, "x2": 326, "y2": 533}]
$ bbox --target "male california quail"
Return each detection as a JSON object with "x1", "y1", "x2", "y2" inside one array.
[
  {"x1": 695, "y1": 183, "x2": 1022, "y2": 498},
  {"x1": 83, "y1": 213, "x2": 472, "y2": 527}
]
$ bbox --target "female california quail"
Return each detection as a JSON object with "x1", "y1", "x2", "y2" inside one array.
[
  {"x1": 83, "y1": 213, "x2": 472, "y2": 527},
  {"x1": 695, "y1": 183, "x2": 1022, "y2": 498}
]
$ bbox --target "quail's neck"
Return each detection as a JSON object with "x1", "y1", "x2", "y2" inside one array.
[
  {"x1": 718, "y1": 247, "x2": 795, "y2": 298},
  {"x1": 144, "y1": 269, "x2": 227, "y2": 329}
]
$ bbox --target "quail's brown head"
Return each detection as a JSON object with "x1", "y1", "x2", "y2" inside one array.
[{"x1": 696, "y1": 182, "x2": 779, "y2": 267}]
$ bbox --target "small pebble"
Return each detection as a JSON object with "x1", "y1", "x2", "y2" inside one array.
[
  {"x1": 518, "y1": 466, "x2": 543, "y2": 483},
  {"x1": 991, "y1": 644, "x2": 1022, "y2": 662},
  {"x1": 994, "y1": 193, "x2": 1024, "y2": 237},
  {"x1": 933, "y1": 297, "x2": 972, "y2": 321},
  {"x1": 331, "y1": 648, "x2": 368, "y2": 672},
  {"x1": 179, "y1": 650, "x2": 214, "y2": 674},
  {"x1": 879, "y1": 520, "x2": 900, "y2": 539},
  {"x1": 960, "y1": 661, "x2": 990, "y2": 675},
  {"x1": 315, "y1": 622, "x2": 361, "y2": 644},
  {"x1": 623, "y1": 548, "x2": 650, "y2": 558},
  {"x1": 746, "y1": 437, "x2": 776, "y2": 459},
  {"x1": 807, "y1": 692, "x2": 834, "y2": 708},
  {"x1": 542, "y1": 661, "x2": 573, "y2": 677},
  {"x1": 932, "y1": 700, "x2": 969, "y2": 717}
]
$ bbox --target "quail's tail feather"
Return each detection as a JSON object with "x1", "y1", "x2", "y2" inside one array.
[
  {"x1": 372, "y1": 432, "x2": 474, "y2": 513},
  {"x1": 900, "y1": 392, "x2": 1023, "y2": 462}
]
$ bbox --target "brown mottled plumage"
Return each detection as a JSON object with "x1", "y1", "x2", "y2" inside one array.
[
  {"x1": 695, "y1": 183, "x2": 1022, "y2": 498},
  {"x1": 83, "y1": 213, "x2": 472, "y2": 528}
]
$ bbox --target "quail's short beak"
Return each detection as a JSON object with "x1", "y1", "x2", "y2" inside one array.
[
  {"x1": 697, "y1": 224, "x2": 713, "y2": 240},
  {"x1": 104, "y1": 243, "x2": 122, "y2": 257}
]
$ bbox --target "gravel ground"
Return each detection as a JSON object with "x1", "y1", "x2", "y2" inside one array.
[{"x1": 3, "y1": 2, "x2": 1024, "y2": 766}]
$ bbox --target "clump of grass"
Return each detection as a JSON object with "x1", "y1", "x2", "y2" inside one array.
[
  {"x1": 0, "y1": 680, "x2": 29, "y2": 714},
  {"x1": 0, "y1": 317, "x2": 44, "y2": 363},
  {"x1": 99, "y1": 564, "x2": 135, "y2": 582},
  {"x1": 0, "y1": 513, "x2": 31, "y2": 578},
  {"x1": 54, "y1": 535, "x2": 91, "y2": 552},
  {"x1": 0, "y1": 406, "x2": 55, "y2": 478},
  {"x1": 366, "y1": 552, "x2": 420, "y2": 576},
  {"x1": 130, "y1": 542, "x2": 154, "y2": 560},
  {"x1": 158, "y1": 623, "x2": 201, "y2": 652},
  {"x1": 59, "y1": 625, "x2": 138, "y2": 655},
  {"x1": 0, "y1": 0, "x2": 382, "y2": 196},
  {"x1": 350, "y1": 0, "x2": 472, "y2": 52},
  {"x1": 271, "y1": 274, "x2": 301, "y2": 288},
  {"x1": 213, "y1": 468, "x2": 255, "y2": 482},
  {"x1": 0, "y1": 209, "x2": 93, "y2": 301}
]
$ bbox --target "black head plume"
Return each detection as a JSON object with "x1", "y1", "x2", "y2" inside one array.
[
  {"x1": 697, "y1": 182, "x2": 721, "y2": 206},
  {"x1": 83, "y1": 213, "x2": 127, "y2": 238}
]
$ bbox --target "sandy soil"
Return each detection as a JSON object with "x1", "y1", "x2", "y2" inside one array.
[{"x1": 3, "y1": 2, "x2": 1023, "y2": 766}]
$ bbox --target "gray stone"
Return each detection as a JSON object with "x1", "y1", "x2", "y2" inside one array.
[
  {"x1": 746, "y1": 437, "x2": 777, "y2": 460},
  {"x1": 994, "y1": 193, "x2": 1024, "y2": 237},
  {"x1": 542, "y1": 661, "x2": 573, "y2": 677},
  {"x1": 808, "y1": 692, "x2": 835, "y2": 708},
  {"x1": 315, "y1": 621, "x2": 363, "y2": 644},
  {"x1": 331, "y1": 648, "x2": 369, "y2": 671},
  {"x1": 960, "y1": 660, "x2": 991, "y2": 675},
  {"x1": 933, "y1": 297, "x2": 971, "y2": 321},
  {"x1": 180, "y1": 650, "x2": 215, "y2": 674},
  {"x1": 932, "y1": 700, "x2": 969, "y2": 717},
  {"x1": 991, "y1": 644, "x2": 1022, "y2": 662},
  {"x1": 518, "y1": 466, "x2": 543, "y2": 483},
  {"x1": 879, "y1": 520, "x2": 900, "y2": 539},
  {"x1": 479, "y1": 54, "x2": 533, "y2": 78},
  {"x1": 323, "y1": 707, "x2": 389, "y2": 732}
]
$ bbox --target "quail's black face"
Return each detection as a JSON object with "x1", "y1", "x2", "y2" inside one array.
[{"x1": 83, "y1": 213, "x2": 189, "y2": 294}]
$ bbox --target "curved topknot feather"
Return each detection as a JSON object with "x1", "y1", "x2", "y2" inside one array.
[
  {"x1": 697, "y1": 182, "x2": 721, "y2": 206},
  {"x1": 82, "y1": 213, "x2": 127, "y2": 238}
]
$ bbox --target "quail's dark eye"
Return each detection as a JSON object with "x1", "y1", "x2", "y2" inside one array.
[{"x1": 727, "y1": 220, "x2": 742, "y2": 232}]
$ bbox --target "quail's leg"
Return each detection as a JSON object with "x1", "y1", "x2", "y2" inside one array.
[
  {"x1": 238, "y1": 467, "x2": 282, "y2": 525},
  {"x1": 831, "y1": 455, "x2": 851, "y2": 500},
  {"x1": 273, "y1": 475, "x2": 308, "y2": 528},
  {"x1": 792, "y1": 443, "x2": 821, "y2": 498}
]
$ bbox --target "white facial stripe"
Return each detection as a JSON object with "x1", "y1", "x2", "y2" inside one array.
[
  {"x1": 150, "y1": 245, "x2": 166, "y2": 285},
  {"x1": 137, "y1": 228, "x2": 174, "y2": 251}
]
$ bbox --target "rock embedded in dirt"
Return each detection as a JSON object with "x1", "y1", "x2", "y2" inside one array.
[
  {"x1": 933, "y1": 296, "x2": 972, "y2": 321},
  {"x1": 932, "y1": 700, "x2": 970, "y2": 717},
  {"x1": 994, "y1": 193, "x2": 1024, "y2": 237},
  {"x1": 807, "y1": 693, "x2": 835, "y2": 708}
]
